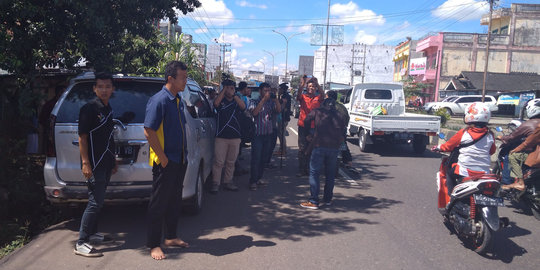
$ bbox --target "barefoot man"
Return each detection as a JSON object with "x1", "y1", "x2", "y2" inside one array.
[{"x1": 144, "y1": 61, "x2": 190, "y2": 260}]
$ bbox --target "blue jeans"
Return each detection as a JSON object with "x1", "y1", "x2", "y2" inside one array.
[
  {"x1": 309, "y1": 147, "x2": 339, "y2": 204},
  {"x1": 78, "y1": 167, "x2": 111, "y2": 245},
  {"x1": 250, "y1": 134, "x2": 272, "y2": 184},
  {"x1": 501, "y1": 154, "x2": 512, "y2": 184}
]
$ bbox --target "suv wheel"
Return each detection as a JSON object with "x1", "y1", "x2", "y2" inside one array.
[{"x1": 184, "y1": 165, "x2": 204, "y2": 215}]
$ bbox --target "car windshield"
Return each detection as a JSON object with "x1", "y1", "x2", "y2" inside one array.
[
  {"x1": 56, "y1": 80, "x2": 163, "y2": 123},
  {"x1": 364, "y1": 89, "x2": 392, "y2": 100},
  {"x1": 443, "y1": 96, "x2": 458, "y2": 102}
]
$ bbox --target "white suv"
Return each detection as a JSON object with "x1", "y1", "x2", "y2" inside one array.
[
  {"x1": 43, "y1": 73, "x2": 215, "y2": 213},
  {"x1": 430, "y1": 95, "x2": 498, "y2": 115}
]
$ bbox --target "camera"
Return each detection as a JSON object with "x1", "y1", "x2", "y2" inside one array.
[{"x1": 270, "y1": 93, "x2": 276, "y2": 99}]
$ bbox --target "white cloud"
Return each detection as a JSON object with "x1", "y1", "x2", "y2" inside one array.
[
  {"x1": 193, "y1": 0, "x2": 235, "y2": 26},
  {"x1": 432, "y1": 0, "x2": 489, "y2": 21},
  {"x1": 331, "y1": 1, "x2": 385, "y2": 26},
  {"x1": 216, "y1": 33, "x2": 254, "y2": 48},
  {"x1": 354, "y1": 31, "x2": 377, "y2": 45},
  {"x1": 236, "y1": 1, "x2": 267, "y2": 9},
  {"x1": 195, "y1": 28, "x2": 209, "y2": 34}
]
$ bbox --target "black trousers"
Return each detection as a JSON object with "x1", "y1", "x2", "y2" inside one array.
[
  {"x1": 146, "y1": 161, "x2": 187, "y2": 248},
  {"x1": 298, "y1": 125, "x2": 311, "y2": 174}
]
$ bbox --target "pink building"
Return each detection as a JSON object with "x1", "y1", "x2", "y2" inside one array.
[{"x1": 415, "y1": 3, "x2": 540, "y2": 101}]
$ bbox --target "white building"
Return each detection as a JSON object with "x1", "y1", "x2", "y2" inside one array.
[
  {"x1": 314, "y1": 44, "x2": 394, "y2": 86},
  {"x1": 242, "y1": 70, "x2": 265, "y2": 82}
]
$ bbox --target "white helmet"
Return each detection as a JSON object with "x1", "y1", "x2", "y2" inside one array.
[
  {"x1": 464, "y1": 102, "x2": 491, "y2": 124},
  {"x1": 526, "y1": 98, "x2": 540, "y2": 119}
]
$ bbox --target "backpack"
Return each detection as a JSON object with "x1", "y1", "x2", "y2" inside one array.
[{"x1": 444, "y1": 128, "x2": 490, "y2": 168}]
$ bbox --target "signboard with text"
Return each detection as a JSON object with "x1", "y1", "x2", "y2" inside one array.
[{"x1": 409, "y1": 57, "x2": 427, "y2": 75}]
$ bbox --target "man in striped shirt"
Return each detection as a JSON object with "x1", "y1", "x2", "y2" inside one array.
[{"x1": 249, "y1": 83, "x2": 281, "y2": 190}]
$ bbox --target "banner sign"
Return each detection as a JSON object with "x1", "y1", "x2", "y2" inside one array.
[{"x1": 409, "y1": 57, "x2": 427, "y2": 75}]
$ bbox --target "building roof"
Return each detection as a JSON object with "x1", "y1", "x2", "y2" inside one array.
[{"x1": 445, "y1": 71, "x2": 540, "y2": 92}]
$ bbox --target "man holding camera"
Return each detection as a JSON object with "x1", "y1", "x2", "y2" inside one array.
[
  {"x1": 249, "y1": 83, "x2": 281, "y2": 190},
  {"x1": 296, "y1": 75, "x2": 324, "y2": 177}
]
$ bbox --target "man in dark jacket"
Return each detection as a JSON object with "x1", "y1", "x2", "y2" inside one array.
[
  {"x1": 276, "y1": 83, "x2": 291, "y2": 155},
  {"x1": 499, "y1": 99, "x2": 540, "y2": 190},
  {"x1": 300, "y1": 98, "x2": 346, "y2": 209}
]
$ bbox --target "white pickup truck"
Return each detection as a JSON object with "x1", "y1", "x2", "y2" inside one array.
[{"x1": 345, "y1": 83, "x2": 440, "y2": 153}]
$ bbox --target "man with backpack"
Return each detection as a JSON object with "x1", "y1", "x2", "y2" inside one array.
[{"x1": 300, "y1": 98, "x2": 346, "y2": 209}]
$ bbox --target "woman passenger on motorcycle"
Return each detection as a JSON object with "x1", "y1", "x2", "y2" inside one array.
[{"x1": 431, "y1": 102, "x2": 496, "y2": 194}]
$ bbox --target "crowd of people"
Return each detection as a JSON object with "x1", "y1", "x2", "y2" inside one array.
[{"x1": 75, "y1": 61, "x2": 351, "y2": 259}]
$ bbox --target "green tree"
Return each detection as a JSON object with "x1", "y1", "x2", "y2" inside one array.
[
  {"x1": 290, "y1": 76, "x2": 300, "y2": 90},
  {"x1": 147, "y1": 33, "x2": 207, "y2": 86},
  {"x1": 0, "y1": 0, "x2": 201, "y2": 253},
  {"x1": 401, "y1": 76, "x2": 433, "y2": 98}
]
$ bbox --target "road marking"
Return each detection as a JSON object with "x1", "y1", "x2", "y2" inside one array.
[
  {"x1": 288, "y1": 127, "x2": 298, "y2": 135},
  {"x1": 339, "y1": 168, "x2": 358, "y2": 185}
]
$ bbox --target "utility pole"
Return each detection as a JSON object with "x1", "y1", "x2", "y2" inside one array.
[
  {"x1": 323, "y1": 0, "x2": 331, "y2": 90},
  {"x1": 481, "y1": 0, "x2": 494, "y2": 102},
  {"x1": 362, "y1": 44, "x2": 367, "y2": 83},
  {"x1": 350, "y1": 43, "x2": 356, "y2": 86},
  {"x1": 218, "y1": 43, "x2": 231, "y2": 80}
]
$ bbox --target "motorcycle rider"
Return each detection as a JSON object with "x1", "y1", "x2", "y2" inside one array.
[
  {"x1": 431, "y1": 102, "x2": 496, "y2": 195},
  {"x1": 498, "y1": 98, "x2": 540, "y2": 191}
]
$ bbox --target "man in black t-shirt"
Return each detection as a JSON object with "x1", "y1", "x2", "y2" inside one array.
[
  {"x1": 74, "y1": 72, "x2": 117, "y2": 257},
  {"x1": 277, "y1": 83, "x2": 291, "y2": 155},
  {"x1": 210, "y1": 79, "x2": 246, "y2": 193}
]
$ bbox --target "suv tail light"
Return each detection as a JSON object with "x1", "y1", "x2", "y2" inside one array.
[{"x1": 47, "y1": 114, "x2": 56, "y2": 157}]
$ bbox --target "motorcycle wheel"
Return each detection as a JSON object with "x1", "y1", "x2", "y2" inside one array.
[
  {"x1": 473, "y1": 220, "x2": 493, "y2": 255},
  {"x1": 527, "y1": 200, "x2": 540, "y2": 221}
]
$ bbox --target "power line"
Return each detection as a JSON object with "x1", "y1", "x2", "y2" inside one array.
[
  {"x1": 193, "y1": 8, "x2": 222, "y2": 40},
  {"x1": 181, "y1": 2, "x2": 481, "y2": 31},
  {"x1": 188, "y1": 2, "x2": 482, "y2": 22}
]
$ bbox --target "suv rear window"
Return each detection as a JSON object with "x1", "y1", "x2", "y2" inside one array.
[
  {"x1": 364, "y1": 89, "x2": 392, "y2": 100},
  {"x1": 56, "y1": 80, "x2": 163, "y2": 123}
]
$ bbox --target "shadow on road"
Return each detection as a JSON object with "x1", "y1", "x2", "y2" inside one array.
[{"x1": 33, "y1": 138, "x2": 402, "y2": 259}]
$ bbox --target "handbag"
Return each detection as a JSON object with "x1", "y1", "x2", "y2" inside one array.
[{"x1": 525, "y1": 145, "x2": 540, "y2": 168}]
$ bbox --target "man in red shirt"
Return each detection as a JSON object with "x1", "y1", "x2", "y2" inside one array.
[{"x1": 296, "y1": 76, "x2": 324, "y2": 177}]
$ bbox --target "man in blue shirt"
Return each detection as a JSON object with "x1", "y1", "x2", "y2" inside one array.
[{"x1": 144, "y1": 61, "x2": 189, "y2": 260}]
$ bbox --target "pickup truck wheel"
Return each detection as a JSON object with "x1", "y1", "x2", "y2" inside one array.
[
  {"x1": 358, "y1": 129, "x2": 372, "y2": 152},
  {"x1": 412, "y1": 135, "x2": 427, "y2": 154},
  {"x1": 183, "y1": 165, "x2": 204, "y2": 215}
]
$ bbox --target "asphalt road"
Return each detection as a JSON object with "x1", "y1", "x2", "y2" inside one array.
[{"x1": 1, "y1": 119, "x2": 539, "y2": 270}]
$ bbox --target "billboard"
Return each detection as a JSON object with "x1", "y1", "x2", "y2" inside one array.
[{"x1": 409, "y1": 57, "x2": 427, "y2": 75}]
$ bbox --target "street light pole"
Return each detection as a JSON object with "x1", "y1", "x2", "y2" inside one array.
[
  {"x1": 263, "y1": 50, "x2": 283, "y2": 76},
  {"x1": 256, "y1": 59, "x2": 266, "y2": 74},
  {"x1": 272, "y1": 30, "x2": 304, "y2": 82}
]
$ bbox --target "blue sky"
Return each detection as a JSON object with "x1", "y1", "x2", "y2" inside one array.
[{"x1": 176, "y1": 0, "x2": 538, "y2": 76}]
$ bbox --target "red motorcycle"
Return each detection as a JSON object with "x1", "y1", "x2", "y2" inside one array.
[{"x1": 434, "y1": 133, "x2": 508, "y2": 255}]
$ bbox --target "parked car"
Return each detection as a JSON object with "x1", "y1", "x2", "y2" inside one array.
[
  {"x1": 429, "y1": 95, "x2": 498, "y2": 115},
  {"x1": 44, "y1": 72, "x2": 216, "y2": 214},
  {"x1": 423, "y1": 96, "x2": 458, "y2": 113}
]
